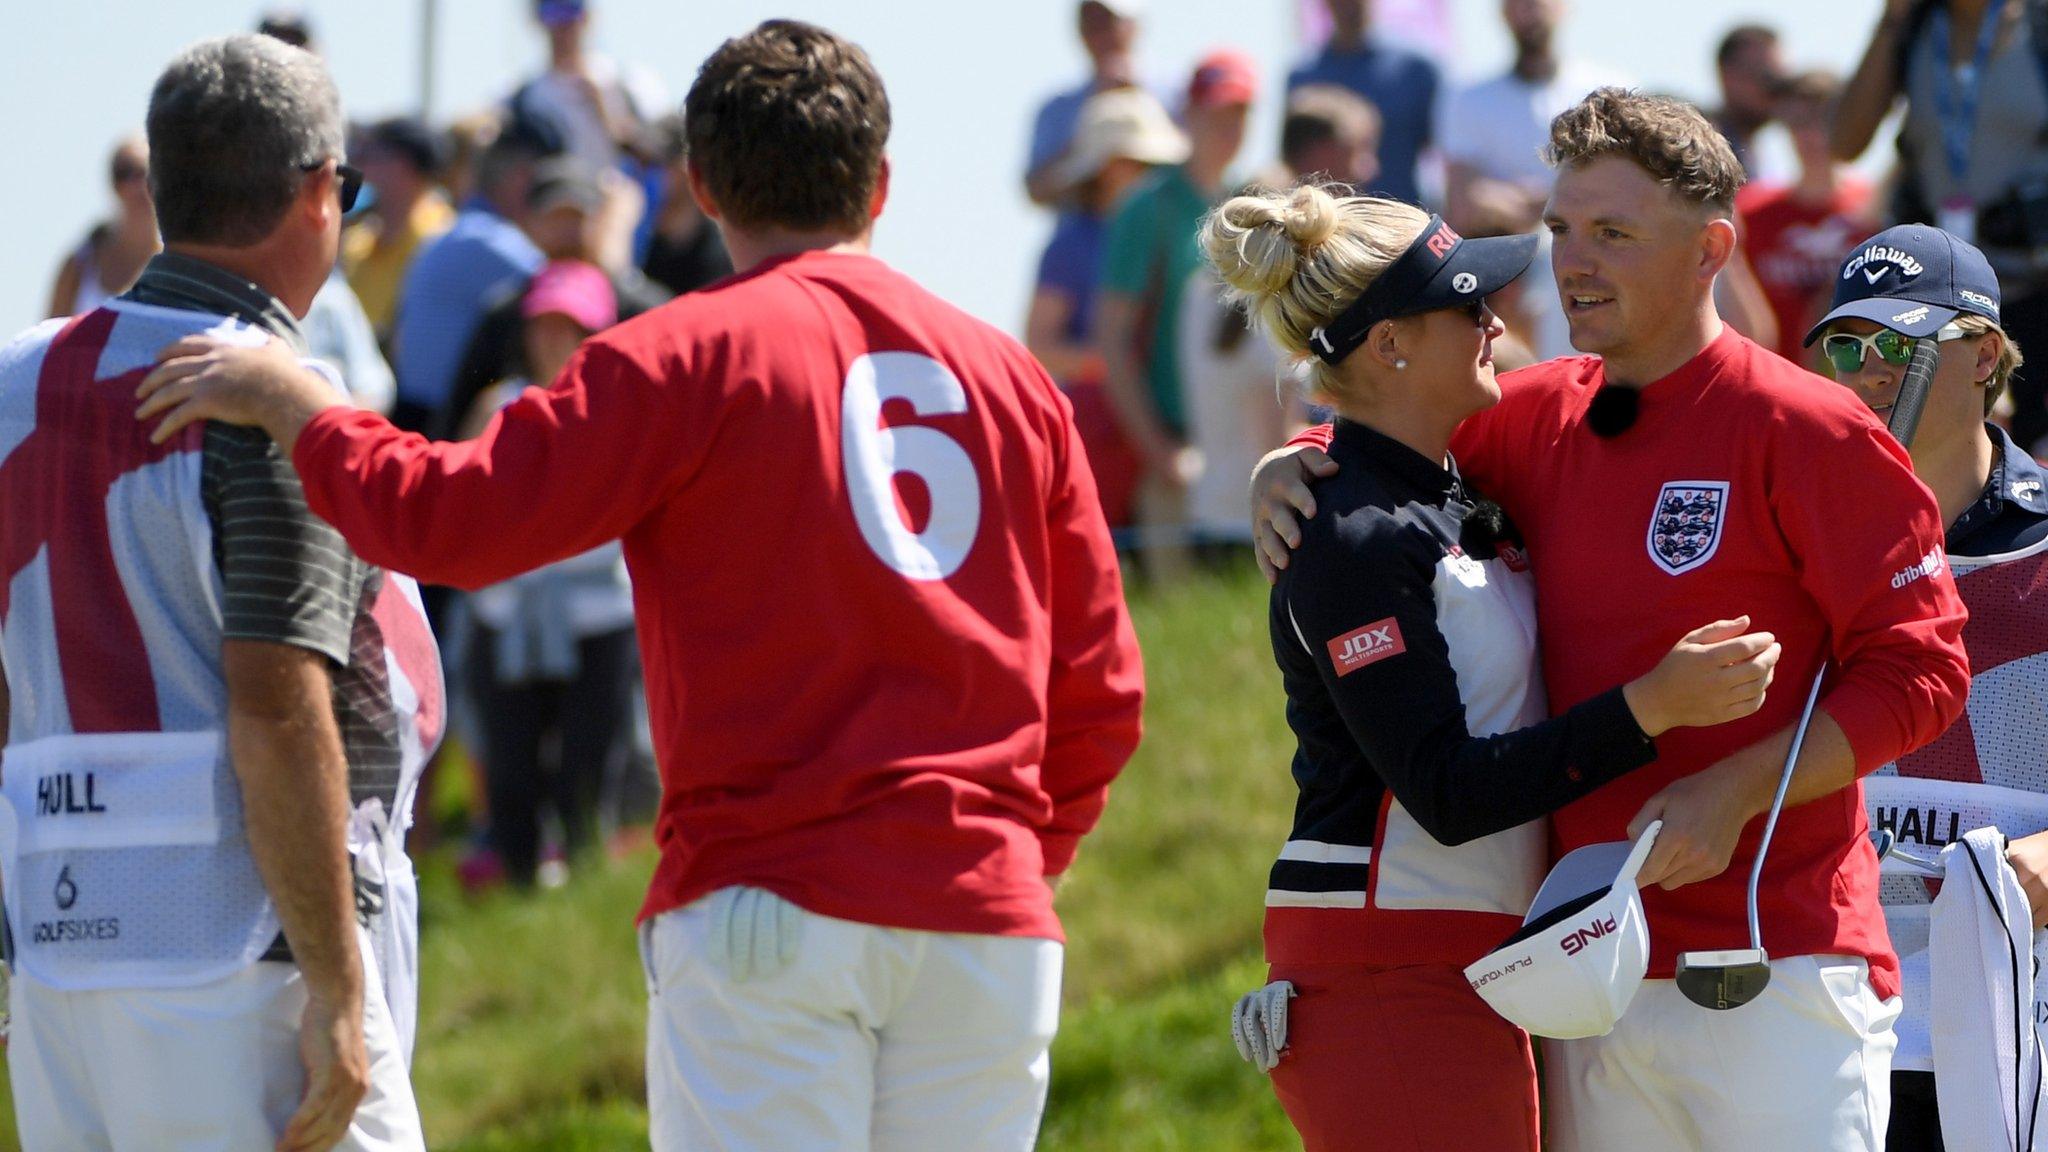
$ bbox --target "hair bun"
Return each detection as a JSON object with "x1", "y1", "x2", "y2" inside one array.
[
  {"x1": 1202, "y1": 183, "x2": 1339, "y2": 301},
  {"x1": 1278, "y1": 183, "x2": 1339, "y2": 248}
]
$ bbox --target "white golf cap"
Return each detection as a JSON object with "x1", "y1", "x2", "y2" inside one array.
[
  {"x1": 1084, "y1": 0, "x2": 1145, "y2": 17},
  {"x1": 1463, "y1": 821, "x2": 1661, "y2": 1040}
]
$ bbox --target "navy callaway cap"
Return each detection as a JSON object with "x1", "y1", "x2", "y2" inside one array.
[
  {"x1": 1308, "y1": 215, "x2": 1538, "y2": 366},
  {"x1": 1803, "y1": 223, "x2": 2002, "y2": 346}
]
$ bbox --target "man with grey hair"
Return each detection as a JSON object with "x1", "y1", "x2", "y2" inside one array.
[{"x1": 0, "y1": 33, "x2": 435, "y2": 1152}]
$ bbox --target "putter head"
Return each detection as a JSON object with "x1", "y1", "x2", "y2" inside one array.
[{"x1": 1675, "y1": 948, "x2": 1771, "y2": 1011}]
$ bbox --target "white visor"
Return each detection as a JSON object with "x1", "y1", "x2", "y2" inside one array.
[{"x1": 1463, "y1": 821, "x2": 1661, "y2": 1039}]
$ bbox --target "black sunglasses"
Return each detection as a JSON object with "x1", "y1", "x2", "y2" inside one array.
[
  {"x1": 1457, "y1": 298, "x2": 1493, "y2": 326},
  {"x1": 302, "y1": 160, "x2": 365, "y2": 214}
]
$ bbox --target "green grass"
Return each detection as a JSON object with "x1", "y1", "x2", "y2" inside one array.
[{"x1": 0, "y1": 562, "x2": 1304, "y2": 1151}]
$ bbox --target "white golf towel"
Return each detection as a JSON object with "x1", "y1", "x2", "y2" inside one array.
[{"x1": 1930, "y1": 827, "x2": 2048, "y2": 1152}]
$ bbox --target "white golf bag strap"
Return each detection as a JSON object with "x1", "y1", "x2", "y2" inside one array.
[{"x1": 348, "y1": 797, "x2": 420, "y2": 1067}]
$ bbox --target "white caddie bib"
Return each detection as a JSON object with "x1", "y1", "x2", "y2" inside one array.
[
  {"x1": 0, "y1": 732, "x2": 279, "y2": 990},
  {"x1": 1868, "y1": 774, "x2": 2048, "y2": 1072}
]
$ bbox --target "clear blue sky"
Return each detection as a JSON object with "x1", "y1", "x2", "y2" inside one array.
[{"x1": 2, "y1": 0, "x2": 1885, "y2": 335}]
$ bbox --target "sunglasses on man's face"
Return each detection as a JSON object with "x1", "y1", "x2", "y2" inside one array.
[
  {"x1": 301, "y1": 160, "x2": 365, "y2": 214},
  {"x1": 1821, "y1": 328, "x2": 1916, "y2": 374},
  {"x1": 1821, "y1": 322, "x2": 1969, "y2": 374}
]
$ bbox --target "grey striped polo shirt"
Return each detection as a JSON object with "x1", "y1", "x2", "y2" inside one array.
[{"x1": 123, "y1": 254, "x2": 406, "y2": 812}]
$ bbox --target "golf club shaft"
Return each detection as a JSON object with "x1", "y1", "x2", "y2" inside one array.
[
  {"x1": 1746, "y1": 669, "x2": 1826, "y2": 949},
  {"x1": 1740, "y1": 337, "x2": 1940, "y2": 953},
  {"x1": 1886, "y1": 336, "x2": 1942, "y2": 445}
]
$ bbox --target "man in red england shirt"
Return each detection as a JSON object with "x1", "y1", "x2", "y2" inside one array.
[
  {"x1": 1736, "y1": 69, "x2": 1876, "y2": 368},
  {"x1": 1249, "y1": 89, "x2": 1968, "y2": 1151},
  {"x1": 134, "y1": 20, "x2": 1146, "y2": 1151}
]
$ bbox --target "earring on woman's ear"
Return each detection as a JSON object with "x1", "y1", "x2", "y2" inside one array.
[{"x1": 1395, "y1": 359, "x2": 1408, "y2": 370}]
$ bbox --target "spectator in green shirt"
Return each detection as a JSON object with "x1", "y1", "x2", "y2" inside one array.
[{"x1": 1095, "y1": 48, "x2": 1257, "y2": 576}]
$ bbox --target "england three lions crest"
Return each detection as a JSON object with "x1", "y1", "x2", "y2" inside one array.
[{"x1": 1647, "y1": 481, "x2": 1730, "y2": 576}]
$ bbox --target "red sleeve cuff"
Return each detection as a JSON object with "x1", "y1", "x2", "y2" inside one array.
[
  {"x1": 1287, "y1": 423, "x2": 1334, "y2": 451},
  {"x1": 1040, "y1": 833, "x2": 1081, "y2": 878}
]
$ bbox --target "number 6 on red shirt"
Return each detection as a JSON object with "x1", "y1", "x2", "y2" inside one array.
[{"x1": 841, "y1": 352, "x2": 983, "y2": 580}]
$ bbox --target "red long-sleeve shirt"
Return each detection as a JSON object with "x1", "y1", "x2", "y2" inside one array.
[
  {"x1": 291, "y1": 250, "x2": 1145, "y2": 942},
  {"x1": 1292, "y1": 329, "x2": 1968, "y2": 995}
]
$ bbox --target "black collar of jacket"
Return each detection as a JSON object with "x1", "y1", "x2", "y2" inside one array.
[
  {"x1": 1330, "y1": 417, "x2": 1462, "y2": 502},
  {"x1": 1947, "y1": 422, "x2": 2048, "y2": 555}
]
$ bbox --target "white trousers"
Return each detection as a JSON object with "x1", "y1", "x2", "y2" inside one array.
[
  {"x1": 640, "y1": 895, "x2": 1063, "y2": 1152},
  {"x1": 7, "y1": 929, "x2": 423, "y2": 1152},
  {"x1": 1545, "y1": 955, "x2": 1901, "y2": 1152}
]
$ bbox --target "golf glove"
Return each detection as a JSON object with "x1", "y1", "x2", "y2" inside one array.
[
  {"x1": 1231, "y1": 980, "x2": 1294, "y2": 1072},
  {"x1": 707, "y1": 886, "x2": 804, "y2": 983}
]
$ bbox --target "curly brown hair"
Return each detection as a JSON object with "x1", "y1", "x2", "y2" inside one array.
[
  {"x1": 684, "y1": 20, "x2": 891, "y2": 234},
  {"x1": 1546, "y1": 87, "x2": 1745, "y2": 213}
]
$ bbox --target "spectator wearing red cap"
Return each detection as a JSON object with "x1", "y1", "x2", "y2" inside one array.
[
  {"x1": 1095, "y1": 49, "x2": 1257, "y2": 575},
  {"x1": 454, "y1": 259, "x2": 636, "y2": 891}
]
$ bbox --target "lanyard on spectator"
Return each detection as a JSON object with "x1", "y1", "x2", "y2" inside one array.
[{"x1": 1931, "y1": 7, "x2": 2005, "y2": 183}]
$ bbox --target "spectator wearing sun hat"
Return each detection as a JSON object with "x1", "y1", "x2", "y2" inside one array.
[
  {"x1": 1094, "y1": 49, "x2": 1258, "y2": 573},
  {"x1": 1024, "y1": 0, "x2": 1156, "y2": 212},
  {"x1": 1024, "y1": 87, "x2": 1188, "y2": 527}
]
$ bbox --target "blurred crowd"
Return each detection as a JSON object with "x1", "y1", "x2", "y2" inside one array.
[
  {"x1": 41, "y1": 0, "x2": 2048, "y2": 880},
  {"x1": 1019, "y1": 0, "x2": 2048, "y2": 577},
  {"x1": 46, "y1": 1, "x2": 728, "y2": 894}
]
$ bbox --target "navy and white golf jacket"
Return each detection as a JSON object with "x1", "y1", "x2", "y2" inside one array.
[{"x1": 1265, "y1": 418, "x2": 1658, "y2": 967}]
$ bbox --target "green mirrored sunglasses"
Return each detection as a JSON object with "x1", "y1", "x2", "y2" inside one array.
[
  {"x1": 1821, "y1": 323, "x2": 1967, "y2": 374},
  {"x1": 1822, "y1": 328, "x2": 1916, "y2": 373}
]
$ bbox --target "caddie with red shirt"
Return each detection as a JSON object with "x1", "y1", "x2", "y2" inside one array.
[
  {"x1": 134, "y1": 19, "x2": 1145, "y2": 1152},
  {"x1": 1249, "y1": 88, "x2": 1969, "y2": 1152}
]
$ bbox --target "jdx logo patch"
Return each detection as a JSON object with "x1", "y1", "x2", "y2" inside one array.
[
  {"x1": 1327, "y1": 618, "x2": 1406, "y2": 675},
  {"x1": 1647, "y1": 481, "x2": 1730, "y2": 576}
]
